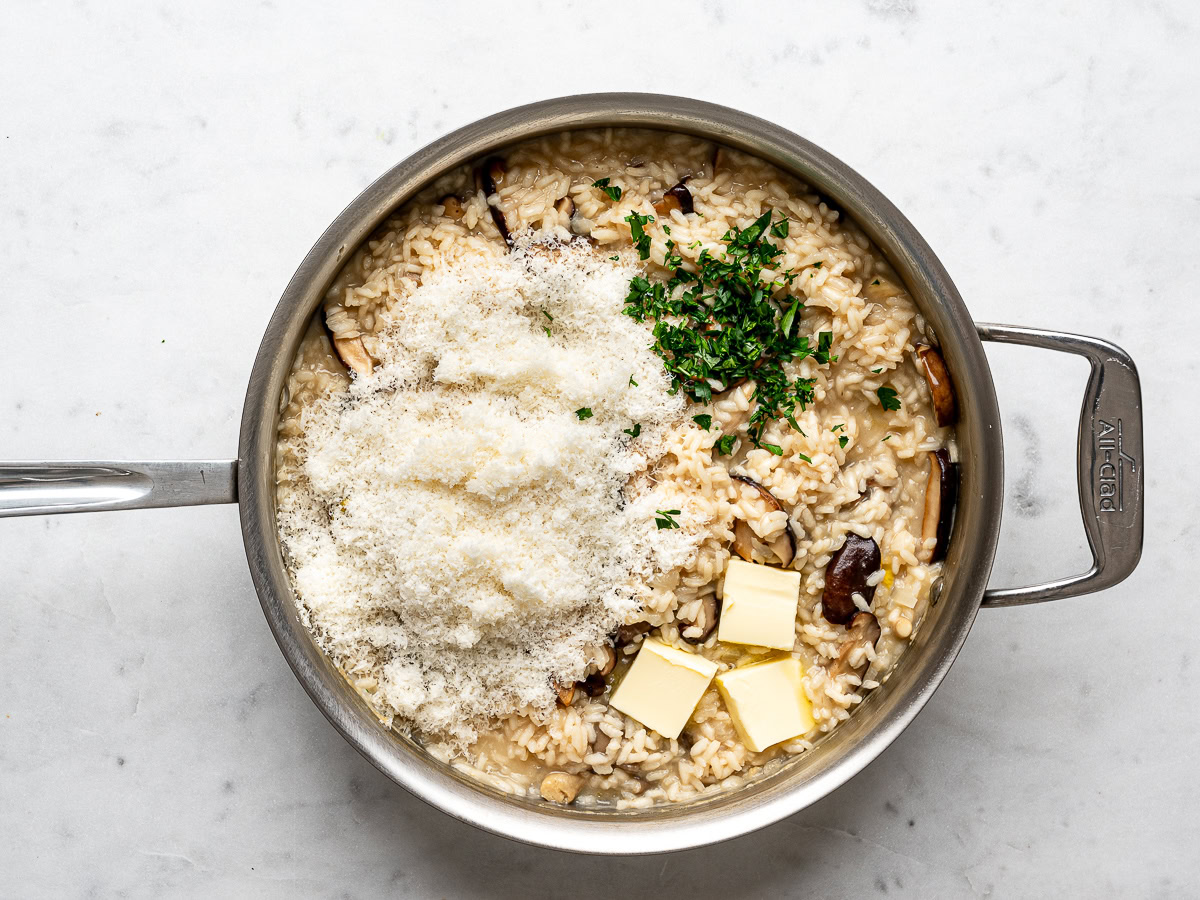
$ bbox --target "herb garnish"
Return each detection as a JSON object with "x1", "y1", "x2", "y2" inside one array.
[
  {"x1": 575, "y1": 407, "x2": 593, "y2": 420},
  {"x1": 621, "y1": 210, "x2": 834, "y2": 450},
  {"x1": 838, "y1": 435, "x2": 849, "y2": 449},
  {"x1": 625, "y1": 212, "x2": 654, "y2": 260},
  {"x1": 654, "y1": 509, "x2": 682, "y2": 530},
  {"x1": 628, "y1": 375, "x2": 638, "y2": 387},
  {"x1": 831, "y1": 423, "x2": 845, "y2": 432},
  {"x1": 715, "y1": 434, "x2": 737, "y2": 455},
  {"x1": 692, "y1": 414, "x2": 712, "y2": 431},
  {"x1": 543, "y1": 326, "x2": 552, "y2": 337},
  {"x1": 624, "y1": 423, "x2": 641, "y2": 438},
  {"x1": 876, "y1": 387, "x2": 901, "y2": 411},
  {"x1": 542, "y1": 310, "x2": 553, "y2": 322},
  {"x1": 592, "y1": 177, "x2": 623, "y2": 202},
  {"x1": 796, "y1": 452, "x2": 813, "y2": 463},
  {"x1": 771, "y1": 219, "x2": 790, "y2": 239}
]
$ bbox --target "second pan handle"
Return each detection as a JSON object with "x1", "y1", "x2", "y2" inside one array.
[{"x1": 977, "y1": 324, "x2": 1144, "y2": 607}]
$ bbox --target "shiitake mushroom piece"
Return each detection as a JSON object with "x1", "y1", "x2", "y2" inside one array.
[
  {"x1": 828, "y1": 612, "x2": 882, "y2": 680},
  {"x1": 679, "y1": 593, "x2": 721, "y2": 645},
  {"x1": 921, "y1": 448, "x2": 959, "y2": 563},
  {"x1": 475, "y1": 156, "x2": 513, "y2": 248},
  {"x1": 821, "y1": 533, "x2": 882, "y2": 626},
  {"x1": 916, "y1": 345, "x2": 957, "y2": 427},
  {"x1": 730, "y1": 475, "x2": 796, "y2": 567},
  {"x1": 318, "y1": 308, "x2": 374, "y2": 377},
  {"x1": 653, "y1": 179, "x2": 695, "y2": 216}
]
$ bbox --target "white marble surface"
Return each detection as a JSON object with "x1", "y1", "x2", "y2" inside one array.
[{"x1": 2, "y1": 0, "x2": 1196, "y2": 896}]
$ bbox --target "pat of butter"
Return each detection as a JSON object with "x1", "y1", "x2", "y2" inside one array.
[
  {"x1": 717, "y1": 558, "x2": 801, "y2": 650},
  {"x1": 715, "y1": 657, "x2": 815, "y2": 752},
  {"x1": 610, "y1": 638, "x2": 719, "y2": 739}
]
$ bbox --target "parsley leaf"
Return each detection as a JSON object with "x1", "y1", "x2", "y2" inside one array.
[
  {"x1": 625, "y1": 212, "x2": 654, "y2": 260},
  {"x1": 543, "y1": 326, "x2": 552, "y2": 337},
  {"x1": 628, "y1": 375, "x2": 638, "y2": 387},
  {"x1": 542, "y1": 310, "x2": 553, "y2": 322},
  {"x1": 831, "y1": 423, "x2": 845, "y2": 432},
  {"x1": 770, "y1": 219, "x2": 790, "y2": 238},
  {"x1": 592, "y1": 177, "x2": 622, "y2": 202},
  {"x1": 715, "y1": 434, "x2": 737, "y2": 455},
  {"x1": 796, "y1": 452, "x2": 813, "y2": 463},
  {"x1": 624, "y1": 423, "x2": 641, "y2": 438},
  {"x1": 575, "y1": 407, "x2": 593, "y2": 420},
  {"x1": 876, "y1": 387, "x2": 901, "y2": 411},
  {"x1": 882, "y1": 434, "x2": 892, "y2": 441},
  {"x1": 838, "y1": 435, "x2": 849, "y2": 449},
  {"x1": 654, "y1": 509, "x2": 682, "y2": 530},
  {"x1": 762, "y1": 443, "x2": 784, "y2": 456},
  {"x1": 620, "y1": 209, "x2": 832, "y2": 452},
  {"x1": 692, "y1": 414, "x2": 713, "y2": 431}
]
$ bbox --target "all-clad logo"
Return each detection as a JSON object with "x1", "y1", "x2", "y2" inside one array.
[{"x1": 1096, "y1": 418, "x2": 1136, "y2": 513}]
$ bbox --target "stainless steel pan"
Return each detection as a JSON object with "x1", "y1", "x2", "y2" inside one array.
[{"x1": 0, "y1": 94, "x2": 1144, "y2": 854}]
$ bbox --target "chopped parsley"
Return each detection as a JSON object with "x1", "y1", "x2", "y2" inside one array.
[
  {"x1": 715, "y1": 434, "x2": 737, "y2": 455},
  {"x1": 796, "y1": 452, "x2": 813, "y2": 463},
  {"x1": 876, "y1": 386, "x2": 901, "y2": 411},
  {"x1": 871, "y1": 367, "x2": 883, "y2": 374},
  {"x1": 762, "y1": 443, "x2": 784, "y2": 456},
  {"x1": 654, "y1": 509, "x2": 682, "y2": 530},
  {"x1": 621, "y1": 210, "x2": 834, "y2": 450},
  {"x1": 628, "y1": 375, "x2": 638, "y2": 387},
  {"x1": 625, "y1": 211, "x2": 654, "y2": 260},
  {"x1": 770, "y1": 219, "x2": 790, "y2": 239},
  {"x1": 872, "y1": 279, "x2": 880, "y2": 285},
  {"x1": 692, "y1": 414, "x2": 713, "y2": 431},
  {"x1": 882, "y1": 434, "x2": 892, "y2": 442},
  {"x1": 831, "y1": 423, "x2": 845, "y2": 432},
  {"x1": 542, "y1": 310, "x2": 553, "y2": 321},
  {"x1": 623, "y1": 423, "x2": 641, "y2": 438},
  {"x1": 610, "y1": 255, "x2": 620, "y2": 261},
  {"x1": 543, "y1": 326, "x2": 552, "y2": 337},
  {"x1": 574, "y1": 407, "x2": 593, "y2": 420},
  {"x1": 592, "y1": 177, "x2": 622, "y2": 202},
  {"x1": 838, "y1": 435, "x2": 849, "y2": 449}
]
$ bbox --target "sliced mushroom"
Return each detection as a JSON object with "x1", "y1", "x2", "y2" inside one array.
[
  {"x1": 916, "y1": 345, "x2": 957, "y2": 427},
  {"x1": 828, "y1": 612, "x2": 882, "y2": 679},
  {"x1": 730, "y1": 475, "x2": 796, "y2": 567},
  {"x1": 614, "y1": 621, "x2": 652, "y2": 646},
  {"x1": 554, "y1": 682, "x2": 576, "y2": 706},
  {"x1": 679, "y1": 593, "x2": 721, "y2": 645},
  {"x1": 554, "y1": 196, "x2": 574, "y2": 219},
  {"x1": 653, "y1": 179, "x2": 694, "y2": 216},
  {"x1": 539, "y1": 772, "x2": 584, "y2": 804},
  {"x1": 475, "y1": 156, "x2": 513, "y2": 247},
  {"x1": 332, "y1": 336, "x2": 373, "y2": 377},
  {"x1": 579, "y1": 673, "x2": 607, "y2": 698},
  {"x1": 439, "y1": 194, "x2": 464, "y2": 220},
  {"x1": 921, "y1": 448, "x2": 959, "y2": 563},
  {"x1": 821, "y1": 533, "x2": 882, "y2": 625}
]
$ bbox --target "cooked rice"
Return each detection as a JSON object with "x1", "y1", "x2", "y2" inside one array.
[{"x1": 275, "y1": 128, "x2": 954, "y2": 808}]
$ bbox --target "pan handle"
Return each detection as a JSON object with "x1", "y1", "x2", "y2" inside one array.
[
  {"x1": 0, "y1": 460, "x2": 237, "y2": 517},
  {"x1": 976, "y1": 324, "x2": 1143, "y2": 606}
]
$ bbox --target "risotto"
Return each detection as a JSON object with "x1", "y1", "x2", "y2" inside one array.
[{"x1": 274, "y1": 129, "x2": 959, "y2": 809}]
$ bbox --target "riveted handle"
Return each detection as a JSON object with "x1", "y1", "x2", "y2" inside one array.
[
  {"x1": 977, "y1": 324, "x2": 1143, "y2": 606},
  {"x1": 0, "y1": 460, "x2": 238, "y2": 517}
]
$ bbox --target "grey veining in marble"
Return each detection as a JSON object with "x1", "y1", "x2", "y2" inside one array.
[{"x1": 2, "y1": 0, "x2": 1196, "y2": 896}]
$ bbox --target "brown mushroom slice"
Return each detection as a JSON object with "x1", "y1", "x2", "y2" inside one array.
[
  {"x1": 332, "y1": 335, "x2": 373, "y2": 377},
  {"x1": 821, "y1": 533, "x2": 882, "y2": 625},
  {"x1": 579, "y1": 673, "x2": 607, "y2": 698},
  {"x1": 916, "y1": 345, "x2": 957, "y2": 427},
  {"x1": 828, "y1": 612, "x2": 882, "y2": 679},
  {"x1": 730, "y1": 475, "x2": 796, "y2": 567},
  {"x1": 439, "y1": 194, "x2": 464, "y2": 220},
  {"x1": 554, "y1": 682, "x2": 576, "y2": 706},
  {"x1": 653, "y1": 179, "x2": 695, "y2": 217},
  {"x1": 539, "y1": 772, "x2": 584, "y2": 804},
  {"x1": 679, "y1": 593, "x2": 721, "y2": 645},
  {"x1": 614, "y1": 621, "x2": 652, "y2": 646},
  {"x1": 921, "y1": 448, "x2": 959, "y2": 563},
  {"x1": 475, "y1": 156, "x2": 513, "y2": 247}
]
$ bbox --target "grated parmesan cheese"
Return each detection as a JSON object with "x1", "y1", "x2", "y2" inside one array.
[{"x1": 277, "y1": 240, "x2": 702, "y2": 745}]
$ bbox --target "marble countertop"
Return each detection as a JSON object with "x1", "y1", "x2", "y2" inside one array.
[{"x1": 3, "y1": 1, "x2": 1195, "y2": 896}]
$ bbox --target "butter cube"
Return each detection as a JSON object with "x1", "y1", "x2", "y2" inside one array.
[
  {"x1": 610, "y1": 638, "x2": 719, "y2": 739},
  {"x1": 717, "y1": 558, "x2": 800, "y2": 650},
  {"x1": 715, "y1": 657, "x2": 815, "y2": 752}
]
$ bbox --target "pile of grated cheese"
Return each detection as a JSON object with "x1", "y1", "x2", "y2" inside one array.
[{"x1": 277, "y1": 240, "x2": 701, "y2": 746}]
